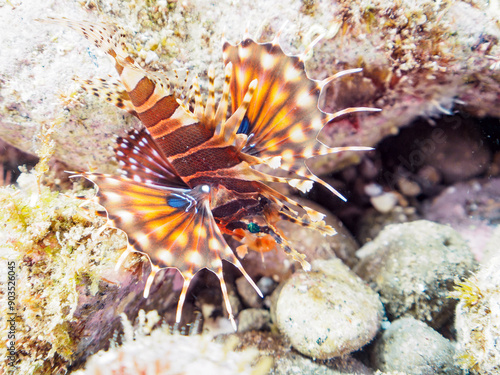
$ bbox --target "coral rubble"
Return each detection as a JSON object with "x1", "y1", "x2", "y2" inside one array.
[{"x1": 72, "y1": 310, "x2": 273, "y2": 375}]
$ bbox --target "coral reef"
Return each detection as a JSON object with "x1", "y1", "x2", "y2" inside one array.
[
  {"x1": 0, "y1": 171, "x2": 178, "y2": 374},
  {"x1": 1, "y1": 0, "x2": 500, "y2": 173},
  {"x1": 0, "y1": 0, "x2": 498, "y2": 374},
  {"x1": 0, "y1": 171, "x2": 113, "y2": 373},
  {"x1": 452, "y1": 255, "x2": 500, "y2": 375}
]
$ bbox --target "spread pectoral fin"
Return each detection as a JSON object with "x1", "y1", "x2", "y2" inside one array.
[{"x1": 77, "y1": 174, "x2": 259, "y2": 329}]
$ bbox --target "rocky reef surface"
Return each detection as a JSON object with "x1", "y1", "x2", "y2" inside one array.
[
  {"x1": 1, "y1": 0, "x2": 499, "y2": 374},
  {"x1": 1, "y1": 0, "x2": 500, "y2": 172}
]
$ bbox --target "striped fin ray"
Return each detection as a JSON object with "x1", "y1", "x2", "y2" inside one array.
[
  {"x1": 79, "y1": 172, "x2": 259, "y2": 329},
  {"x1": 222, "y1": 37, "x2": 379, "y2": 159},
  {"x1": 191, "y1": 75, "x2": 204, "y2": 118},
  {"x1": 173, "y1": 61, "x2": 258, "y2": 148},
  {"x1": 257, "y1": 181, "x2": 328, "y2": 223},
  {"x1": 41, "y1": 17, "x2": 130, "y2": 63},
  {"x1": 204, "y1": 65, "x2": 216, "y2": 122},
  {"x1": 114, "y1": 128, "x2": 187, "y2": 188},
  {"x1": 266, "y1": 218, "x2": 311, "y2": 271},
  {"x1": 77, "y1": 77, "x2": 136, "y2": 115},
  {"x1": 42, "y1": 17, "x2": 200, "y2": 158},
  {"x1": 219, "y1": 79, "x2": 258, "y2": 145},
  {"x1": 229, "y1": 166, "x2": 338, "y2": 236},
  {"x1": 273, "y1": 143, "x2": 375, "y2": 201},
  {"x1": 214, "y1": 63, "x2": 233, "y2": 133},
  {"x1": 277, "y1": 209, "x2": 336, "y2": 237}
]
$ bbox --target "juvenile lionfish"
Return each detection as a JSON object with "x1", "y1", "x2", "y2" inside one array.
[{"x1": 44, "y1": 18, "x2": 378, "y2": 330}]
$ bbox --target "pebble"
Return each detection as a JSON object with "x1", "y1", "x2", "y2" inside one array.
[
  {"x1": 396, "y1": 176, "x2": 421, "y2": 196},
  {"x1": 364, "y1": 182, "x2": 384, "y2": 196},
  {"x1": 274, "y1": 259, "x2": 383, "y2": 359},
  {"x1": 370, "y1": 192, "x2": 399, "y2": 213},
  {"x1": 256, "y1": 277, "x2": 277, "y2": 296},
  {"x1": 372, "y1": 317, "x2": 459, "y2": 374},
  {"x1": 417, "y1": 165, "x2": 441, "y2": 185},
  {"x1": 237, "y1": 308, "x2": 271, "y2": 333},
  {"x1": 354, "y1": 220, "x2": 477, "y2": 328},
  {"x1": 236, "y1": 276, "x2": 264, "y2": 308}
]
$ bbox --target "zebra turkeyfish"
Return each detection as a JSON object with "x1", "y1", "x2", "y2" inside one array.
[{"x1": 43, "y1": 17, "x2": 378, "y2": 330}]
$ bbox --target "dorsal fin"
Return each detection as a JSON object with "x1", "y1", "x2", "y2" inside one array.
[
  {"x1": 41, "y1": 17, "x2": 199, "y2": 158},
  {"x1": 222, "y1": 37, "x2": 379, "y2": 195},
  {"x1": 77, "y1": 77, "x2": 136, "y2": 115}
]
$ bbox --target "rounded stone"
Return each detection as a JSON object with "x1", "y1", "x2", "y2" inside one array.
[
  {"x1": 373, "y1": 317, "x2": 459, "y2": 375},
  {"x1": 236, "y1": 276, "x2": 264, "y2": 308},
  {"x1": 370, "y1": 192, "x2": 399, "y2": 213},
  {"x1": 237, "y1": 308, "x2": 271, "y2": 333},
  {"x1": 275, "y1": 259, "x2": 383, "y2": 359},
  {"x1": 354, "y1": 220, "x2": 476, "y2": 328}
]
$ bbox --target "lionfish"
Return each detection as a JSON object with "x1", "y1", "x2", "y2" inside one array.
[{"x1": 44, "y1": 18, "x2": 378, "y2": 330}]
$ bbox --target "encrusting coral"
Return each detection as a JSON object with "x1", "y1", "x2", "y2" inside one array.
[
  {"x1": 72, "y1": 310, "x2": 273, "y2": 375},
  {"x1": 0, "y1": 169, "x2": 125, "y2": 373},
  {"x1": 0, "y1": 163, "x2": 186, "y2": 373},
  {"x1": 451, "y1": 256, "x2": 500, "y2": 375}
]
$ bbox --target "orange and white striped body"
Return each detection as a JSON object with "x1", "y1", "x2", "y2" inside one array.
[{"x1": 43, "y1": 17, "x2": 379, "y2": 330}]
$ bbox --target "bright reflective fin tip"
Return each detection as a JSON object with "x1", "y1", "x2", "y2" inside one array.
[{"x1": 230, "y1": 316, "x2": 237, "y2": 332}]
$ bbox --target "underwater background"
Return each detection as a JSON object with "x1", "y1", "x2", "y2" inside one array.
[{"x1": 0, "y1": 0, "x2": 499, "y2": 374}]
